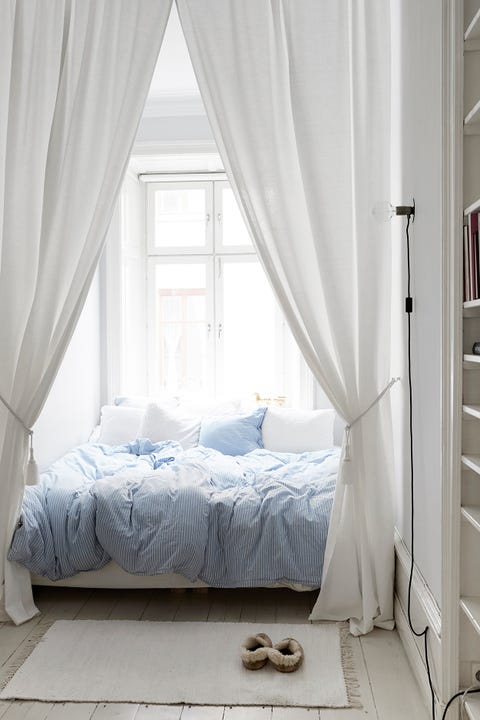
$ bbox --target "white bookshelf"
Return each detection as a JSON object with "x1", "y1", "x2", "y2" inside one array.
[{"x1": 460, "y1": 0, "x2": 480, "y2": 700}]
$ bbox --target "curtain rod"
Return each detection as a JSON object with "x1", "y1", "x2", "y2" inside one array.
[{"x1": 138, "y1": 171, "x2": 227, "y2": 182}]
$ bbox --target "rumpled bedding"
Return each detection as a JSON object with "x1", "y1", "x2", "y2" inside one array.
[{"x1": 8, "y1": 440, "x2": 339, "y2": 587}]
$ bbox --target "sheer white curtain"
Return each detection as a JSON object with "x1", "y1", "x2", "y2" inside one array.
[
  {"x1": 0, "y1": 0, "x2": 172, "y2": 624},
  {"x1": 178, "y1": 0, "x2": 394, "y2": 634}
]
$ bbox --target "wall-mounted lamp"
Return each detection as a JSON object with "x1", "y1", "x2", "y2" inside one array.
[{"x1": 372, "y1": 200, "x2": 415, "y2": 222}]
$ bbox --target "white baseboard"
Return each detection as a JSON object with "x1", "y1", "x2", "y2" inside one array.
[{"x1": 394, "y1": 529, "x2": 443, "y2": 713}]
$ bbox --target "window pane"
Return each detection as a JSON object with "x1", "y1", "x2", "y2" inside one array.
[
  {"x1": 221, "y1": 261, "x2": 279, "y2": 397},
  {"x1": 221, "y1": 187, "x2": 252, "y2": 247},
  {"x1": 153, "y1": 263, "x2": 207, "y2": 394},
  {"x1": 154, "y1": 188, "x2": 208, "y2": 248}
]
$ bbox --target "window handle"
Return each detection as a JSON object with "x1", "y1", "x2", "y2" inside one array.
[
  {"x1": 206, "y1": 213, "x2": 211, "y2": 223},
  {"x1": 207, "y1": 323, "x2": 212, "y2": 336},
  {"x1": 218, "y1": 322, "x2": 223, "y2": 339},
  {"x1": 217, "y1": 212, "x2": 222, "y2": 223}
]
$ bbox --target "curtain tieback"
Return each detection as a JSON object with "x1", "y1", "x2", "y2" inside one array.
[
  {"x1": 343, "y1": 377, "x2": 400, "y2": 462},
  {"x1": 0, "y1": 393, "x2": 39, "y2": 485}
]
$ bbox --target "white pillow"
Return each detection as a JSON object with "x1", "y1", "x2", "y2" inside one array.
[
  {"x1": 97, "y1": 405, "x2": 144, "y2": 446},
  {"x1": 139, "y1": 403, "x2": 201, "y2": 450},
  {"x1": 261, "y1": 407, "x2": 335, "y2": 453}
]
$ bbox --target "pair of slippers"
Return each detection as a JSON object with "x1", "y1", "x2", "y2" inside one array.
[{"x1": 241, "y1": 632, "x2": 304, "y2": 673}]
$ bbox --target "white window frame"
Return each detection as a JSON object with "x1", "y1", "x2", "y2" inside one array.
[
  {"x1": 146, "y1": 181, "x2": 214, "y2": 255},
  {"x1": 214, "y1": 180, "x2": 255, "y2": 254},
  {"x1": 101, "y1": 170, "x2": 317, "y2": 406}
]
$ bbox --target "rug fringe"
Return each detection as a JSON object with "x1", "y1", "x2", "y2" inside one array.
[
  {"x1": 0, "y1": 616, "x2": 56, "y2": 690},
  {"x1": 339, "y1": 621, "x2": 363, "y2": 709}
]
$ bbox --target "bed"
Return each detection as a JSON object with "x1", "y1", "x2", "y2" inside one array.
[{"x1": 8, "y1": 403, "x2": 339, "y2": 591}]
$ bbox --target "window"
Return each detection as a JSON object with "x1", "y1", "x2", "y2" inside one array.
[{"x1": 110, "y1": 172, "x2": 316, "y2": 407}]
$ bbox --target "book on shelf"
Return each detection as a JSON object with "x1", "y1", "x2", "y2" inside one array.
[
  {"x1": 464, "y1": 211, "x2": 480, "y2": 302},
  {"x1": 465, "y1": 224, "x2": 470, "y2": 302}
]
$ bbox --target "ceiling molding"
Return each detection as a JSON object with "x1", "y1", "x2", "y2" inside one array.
[
  {"x1": 132, "y1": 140, "x2": 218, "y2": 156},
  {"x1": 129, "y1": 148, "x2": 223, "y2": 175}
]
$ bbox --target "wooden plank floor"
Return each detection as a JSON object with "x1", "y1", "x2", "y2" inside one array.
[{"x1": 0, "y1": 587, "x2": 429, "y2": 720}]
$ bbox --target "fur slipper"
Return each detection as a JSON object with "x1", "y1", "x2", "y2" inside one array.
[
  {"x1": 268, "y1": 638, "x2": 304, "y2": 673},
  {"x1": 241, "y1": 633, "x2": 273, "y2": 670}
]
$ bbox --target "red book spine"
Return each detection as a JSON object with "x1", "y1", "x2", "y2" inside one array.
[
  {"x1": 467, "y1": 222, "x2": 473, "y2": 301},
  {"x1": 471, "y1": 212, "x2": 479, "y2": 300},
  {"x1": 464, "y1": 224, "x2": 470, "y2": 302}
]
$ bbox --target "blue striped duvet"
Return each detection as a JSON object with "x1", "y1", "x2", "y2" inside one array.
[{"x1": 8, "y1": 440, "x2": 339, "y2": 587}]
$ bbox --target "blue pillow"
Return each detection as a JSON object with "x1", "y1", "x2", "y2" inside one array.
[{"x1": 198, "y1": 407, "x2": 267, "y2": 456}]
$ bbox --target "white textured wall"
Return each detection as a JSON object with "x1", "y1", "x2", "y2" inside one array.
[
  {"x1": 390, "y1": 0, "x2": 443, "y2": 604},
  {"x1": 33, "y1": 274, "x2": 101, "y2": 471}
]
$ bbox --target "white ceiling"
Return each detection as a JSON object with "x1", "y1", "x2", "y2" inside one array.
[{"x1": 147, "y1": 4, "x2": 200, "y2": 100}]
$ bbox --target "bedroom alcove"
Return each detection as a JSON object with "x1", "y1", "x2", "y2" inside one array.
[{"x1": 0, "y1": 1, "x2": 444, "y2": 718}]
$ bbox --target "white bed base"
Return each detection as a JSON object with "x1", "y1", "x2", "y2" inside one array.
[{"x1": 31, "y1": 561, "x2": 315, "y2": 592}]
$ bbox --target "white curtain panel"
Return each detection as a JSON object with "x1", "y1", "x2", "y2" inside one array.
[
  {"x1": 0, "y1": 0, "x2": 172, "y2": 624},
  {"x1": 178, "y1": 0, "x2": 394, "y2": 634}
]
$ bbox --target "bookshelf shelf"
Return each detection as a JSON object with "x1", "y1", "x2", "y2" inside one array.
[
  {"x1": 464, "y1": 300, "x2": 480, "y2": 317},
  {"x1": 465, "y1": 198, "x2": 480, "y2": 216},
  {"x1": 461, "y1": 454, "x2": 480, "y2": 475},
  {"x1": 465, "y1": 7, "x2": 480, "y2": 42},
  {"x1": 463, "y1": 404, "x2": 480, "y2": 419},
  {"x1": 461, "y1": 597, "x2": 480, "y2": 636},
  {"x1": 465, "y1": 98, "x2": 480, "y2": 126},
  {"x1": 462, "y1": 505, "x2": 480, "y2": 533},
  {"x1": 464, "y1": 355, "x2": 480, "y2": 367}
]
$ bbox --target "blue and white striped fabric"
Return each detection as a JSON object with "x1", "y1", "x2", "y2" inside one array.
[{"x1": 8, "y1": 441, "x2": 339, "y2": 587}]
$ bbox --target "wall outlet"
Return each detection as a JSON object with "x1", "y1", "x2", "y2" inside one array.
[{"x1": 472, "y1": 663, "x2": 480, "y2": 685}]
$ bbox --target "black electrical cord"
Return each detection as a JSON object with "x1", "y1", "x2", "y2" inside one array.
[
  {"x1": 404, "y1": 213, "x2": 436, "y2": 720},
  {"x1": 441, "y1": 688, "x2": 480, "y2": 720}
]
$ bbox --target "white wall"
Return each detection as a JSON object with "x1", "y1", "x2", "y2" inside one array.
[
  {"x1": 390, "y1": 0, "x2": 443, "y2": 604},
  {"x1": 135, "y1": 115, "x2": 215, "y2": 148},
  {"x1": 33, "y1": 274, "x2": 101, "y2": 471}
]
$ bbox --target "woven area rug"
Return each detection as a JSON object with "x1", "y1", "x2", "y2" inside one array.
[{"x1": 0, "y1": 620, "x2": 359, "y2": 708}]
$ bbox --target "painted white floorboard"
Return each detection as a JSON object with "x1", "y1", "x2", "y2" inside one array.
[
  {"x1": 45, "y1": 703, "x2": 96, "y2": 719},
  {"x1": 90, "y1": 704, "x2": 139, "y2": 720},
  {"x1": 134, "y1": 706, "x2": 182, "y2": 720},
  {"x1": 180, "y1": 707, "x2": 224, "y2": 719},
  {"x1": 359, "y1": 629, "x2": 428, "y2": 720},
  {"x1": 272, "y1": 708, "x2": 319, "y2": 719},
  {"x1": 224, "y1": 708, "x2": 272, "y2": 719},
  {"x1": 0, "y1": 702, "x2": 12, "y2": 719},
  {"x1": 21, "y1": 704, "x2": 53, "y2": 720},
  {"x1": 1, "y1": 703, "x2": 36, "y2": 720},
  {"x1": 0, "y1": 618, "x2": 43, "y2": 667}
]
